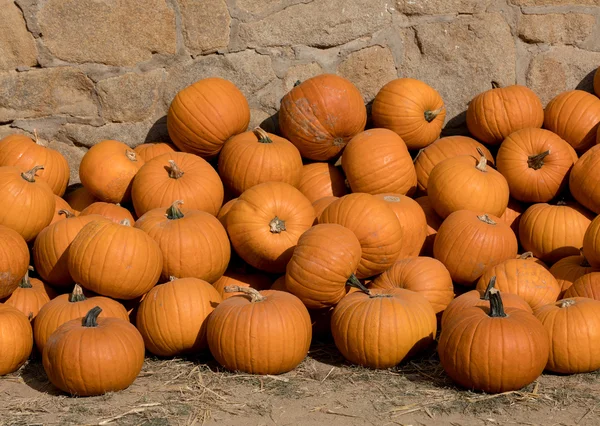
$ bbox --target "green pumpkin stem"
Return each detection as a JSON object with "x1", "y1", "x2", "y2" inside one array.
[
  {"x1": 19, "y1": 269, "x2": 33, "y2": 289},
  {"x1": 481, "y1": 276, "x2": 497, "y2": 301},
  {"x1": 224, "y1": 285, "x2": 267, "y2": 303},
  {"x1": 424, "y1": 106, "x2": 444, "y2": 123},
  {"x1": 346, "y1": 274, "x2": 370, "y2": 294},
  {"x1": 269, "y1": 216, "x2": 286, "y2": 233},
  {"x1": 21, "y1": 165, "x2": 45, "y2": 182},
  {"x1": 82, "y1": 306, "x2": 102, "y2": 327},
  {"x1": 167, "y1": 160, "x2": 184, "y2": 179},
  {"x1": 527, "y1": 150, "x2": 551, "y2": 170},
  {"x1": 475, "y1": 147, "x2": 488, "y2": 172},
  {"x1": 253, "y1": 127, "x2": 273, "y2": 144},
  {"x1": 166, "y1": 200, "x2": 185, "y2": 220},
  {"x1": 69, "y1": 284, "x2": 87, "y2": 303},
  {"x1": 488, "y1": 289, "x2": 507, "y2": 318}
]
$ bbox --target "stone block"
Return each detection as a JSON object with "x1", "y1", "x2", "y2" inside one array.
[{"x1": 0, "y1": 2, "x2": 37, "y2": 71}]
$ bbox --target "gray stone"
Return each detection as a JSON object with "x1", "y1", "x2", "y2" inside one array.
[
  {"x1": 510, "y1": 0, "x2": 599, "y2": 5},
  {"x1": 518, "y1": 13, "x2": 596, "y2": 45},
  {"x1": 47, "y1": 140, "x2": 85, "y2": 184},
  {"x1": 60, "y1": 121, "x2": 168, "y2": 149},
  {"x1": 0, "y1": 67, "x2": 97, "y2": 122},
  {"x1": 396, "y1": 0, "x2": 492, "y2": 15},
  {"x1": 0, "y1": 2, "x2": 37, "y2": 71},
  {"x1": 283, "y1": 62, "x2": 324, "y2": 90},
  {"x1": 0, "y1": 126, "x2": 30, "y2": 140},
  {"x1": 179, "y1": 0, "x2": 231, "y2": 55},
  {"x1": 37, "y1": 0, "x2": 177, "y2": 66}
]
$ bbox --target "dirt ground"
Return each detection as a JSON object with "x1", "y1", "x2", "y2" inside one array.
[{"x1": 1, "y1": 342, "x2": 600, "y2": 426}]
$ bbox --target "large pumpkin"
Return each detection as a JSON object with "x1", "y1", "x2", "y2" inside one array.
[
  {"x1": 79, "y1": 140, "x2": 144, "y2": 203},
  {"x1": 544, "y1": 90, "x2": 600, "y2": 152},
  {"x1": 318, "y1": 193, "x2": 403, "y2": 278},
  {"x1": 43, "y1": 306, "x2": 145, "y2": 396},
  {"x1": 206, "y1": 287, "x2": 312, "y2": 374},
  {"x1": 136, "y1": 277, "x2": 222, "y2": 356},
  {"x1": 550, "y1": 253, "x2": 597, "y2": 298},
  {"x1": 496, "y1": 128, "x2": 576, "y2": 203},
  {"x1": 0, "y1": 165, "x2": 55, "y2": 241},
  {"x1": 519, "y1": 201, "x2": 594, "y2": 264},
  {"x1": 79, "y1": 202, "x2": 135, "y2": 225},
  {"x1": 131, "y1": 151, "x2": 224, "y2": 218},
  {"x1": 133, "y1": 142, "x2": 177, "y2": 162},
  {"x1": 414, "y1": 136, "x2": 494, "y2": 194},
  {"x1": 167, "y1": 77, "x2": 250, "y2": 159},
  {"x1": 570, "y1": 144, "x2": 600, "y2": 214},
  {"x1": 297, "y1": 163, "x2": 348, "y2": 204},
  {"x1": 466, "y1": 83, "x2": 544, "y2": 145},
  {"x1": 218, "y1": 128, "x2": 303, "y2": 196},
  {"x1": 134, "y1": 201, "x2": 230, "y2": 283},
  {"x1": 331, "y1": 288, "x2": 437, "y2": 369},
  {"x1": 583, "y1": 211, "x2": 600, "y2": 269},
  {"x1": 415, "y1": 196, "x2": 443, "y2": 257},
  {"x1": 563, "y1": 272, "x2": 600, "y2": 300},
  {"x1": 0, "y1": 133, "x2": 70, "y2": 196},
  {"x1": 0, "y1": 225, "x2": 30, "y2": 299},
  {"x1": 371, "y1": 78, "x2": 445, "y2": 150},
  {"x1": 278, "y1": 74, "x2": 366, "y2": 161},
  {"x1": 428, "y1": 151, "x2": 509, "y2": 219},
  {"x1": 2, "y1": 269, "x2": 57, "y2": 320},
  {"x1": 341, "y1": 128, "x2": 417, "y2": 196},
  {"x1": 0, "y1": 304, "x2": 33, "y2": 375},
  {"x1": 226, "y1": 182, "x2": 314, "y2": 273},
  {"x1": 434, "y1": 211, "x2": 518, "y2": 286},
  {"x1": 68, "y1": 219, "x2": 163, "y2": 299}
]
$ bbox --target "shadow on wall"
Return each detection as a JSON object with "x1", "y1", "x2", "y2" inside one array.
[
  {"x1": 576, "y1": 69, "x2": 597, "y2": 93},
  {"x1": 145, "y1": 116, "x2": 169, "y2": 143}
]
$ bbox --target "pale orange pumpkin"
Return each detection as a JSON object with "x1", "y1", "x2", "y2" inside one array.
[
  {"x1": 297, "y1": 163, "x2": 348, "y2": 204},
  {"x1": 133, "y1": 142, "x2": 177, "y2": 162},
  {"x1": 79, "y1": 202, "x2": 135, "y2": 225}
]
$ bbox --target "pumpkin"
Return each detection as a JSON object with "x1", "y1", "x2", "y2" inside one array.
[
  {"x1": 0, "y1": 304, "x2": 33, "y2": 375},
  {"x1": 50, "y1": 195, "x2": 75, "y2": 225},
  {"x1": 414, "y1": 136, "x2": 494, "y2": 194},
  {"x1": 63, "y1": 185, "x2": 98, "y2": 211},
  {"x1": 133, "y1": 142, "x2": 177, "y2": 162},
  {"x1": 68, "y1": 219, "x2": 163, "y2": 300},
  {"x1": 2, "y1": 269, "x2": 57, "y2": 320},
  {"x1": 0, "y1": 225, "x2": 30, "y2": 299},
  {"x1": 212, "y1": 268, "x2": 273, "y2": 300},
  {"x1": 341, "y1": 128, "x2": 417, "y2": 196},
  {"x1": 466, "y1": 83, "x2": 544, "y2": 145},
  {"x1": 270, "y1": 276, "x2": 287, "y2": 291},
  {"x1": 434, "y1": 211, "x2": 518, "y2": 286},
  {"x1": 79, "y1": 140, "x2": 144, "y2": 203},
  {"x1": 285, "y1": 224, "x2": 364, "y2": 309},
  {"x1": 496, "y1": 128, "x2": 576, "y2": 203},
  {"x1": 370, "y1": 256, "x2": 454, "y2": 315},
  {"x1": 441, "y1": 276, "x2": 532, "y2": 330},
  {"x1": 134, "y1": 201, "x2": 230, "y2": 283},
  {"x1": 0, "y1": 133, "x2": 70, "y2": 196},
  {"x1": 167, "y1": 77, "x2": 250, "y2": 159},
  {"x1": 428, "y1": 151, "x2": 509, "y2": 219},
  {"x1": 0, "y1": 165, "x2": 55, "y2": 241},
  {"x1": 217, "y1": 198, "x2": 236, "y2": 229},
  {"x1": 475, "y1": 255, "x2": 560, "y2": 310},
  {"x1": 534, "y1": 297, "x2": 600, "y2": 374},
  {"x1": 415, "y1": 196, "x2": 443, "y2": 257},
  {"x1": 226, "y1": 181, "x2": 314, "y2": 273},
  {"x1": 570, "y1": 144, "x2": 600, "y2": 214},
  {"x1": 331, "y1": 287, "x2": 437, "y2": 369},
  {"x1": 131, "y1": 151, "x2": 224, "y2": 218},
  {"x1": 136, "y1": 277, "x2": 222, "y2": 356},
  {"x1": 312, "y1": 196, "x2": 338, "y2": 225},
  {"x1": 563, "y1": 272, "x2": 600, "y2": 300},
  {"x1": 375, "y1": 194, "x2": 427, "y2": 258},
  {"x1": 499, "y1": 198, "x2": 525, "y2": 238},
  {"x1": 550, "y1": 252, "x2": 597, "y2": 297},
  {"x1": 218, "y1": 128, "x2": 303, "y2": 196},
  {"x1": 34, "y1": 284, "x2": 129, "y2": 353},
  {"x1": 206, "y1": 286, "x2": 312, "y2": 374},
  {"x1": 595, "y1": 66, "x2": 600, "y2": 97},
  {"x1": 43, "y1": 306, "x2": 144, "y2": 396},
  {"x1": 297, "y1": 163, "x2": 348, "y2": 204},
  {"x1": 519, "y1": 201, "x2": 594, "y2": 264},
  {"x1": 371, "y1": 78, "x2": 445, "y2": 150},
  {"x1": 79, "y1": 202, "x2": 135, "y2": 225},
  {"x1": 318, "y1": 193, "x2": 403, "y2": 278},
  {"x1": 583, "y1": 212, "x2": 600, "y2": 269},
  {"x1": 544, "y1": 90, "x2": 600, "y2": 152},
  {"x1": 438, "y1": 290, "x2": 549, "y2": 393},
  {"x1": 278, "y1": 74, "x2": 366, "y2": 161},
  {"x1": 33, "y1": 211, "x2": 107, "y2": 289}
]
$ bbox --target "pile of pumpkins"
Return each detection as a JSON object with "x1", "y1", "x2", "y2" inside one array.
[{"x1": 1, "y1": 68, "x2": 600, "y2": 397}]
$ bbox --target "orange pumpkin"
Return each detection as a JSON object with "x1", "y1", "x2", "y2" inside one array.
[
  {"x1": 63, "y1": 185, "x2": 98, "y2": 211},
  {"x1": 550, "y1": 253, "x2": 597, "y2": 298},
  {"x1": 415, "y1": 196, "x2": 443, "y2": 257},
  {"x1": 297, "y1": 163, "x2": 348, "y2": 203},
  {"x1": 0, "y1": 133, "x2": 70, "y2": 196},
  {"x1": 342, "y1": 128, "x2": 417, "y2": 196},
  {"x1": 496, "y1": 128, "x2": 576, "y2": 203},
  {"x1": 212, "y1": 268, "x2": 273, "y2": 300},
  {"x1": 217, "y1": 198, "x2": 236, "y2": 229},
  {"x1": 279, "y1": 74, "x2": 366, "y2": 161},
  {"x1": 466, "y1": 83, "x2": 544, "y2": 145},
  {"x1": 312, "y1": 196, "x2": 338, "y2": 225},
  {"x1": 2, "y1": 270, "x2": 57, "y2": 320},
  {"x1": 564, "y1": 272, "x2": 600, "y2": 300},
  {"x1": 544, "y1": 90, "x2": 600, "y2": 152},
  {"x1": 371, "y1": 78, "x2": 446, "y2": 150},
  {"x1": 50, "y1": 195, "x2": 76, "y2": 225},
  {"x1": 270, "y1": 275, "x2": 287, "y2": 291},
  {"x1": 499, "y1": 198, "x2": 525, "y2": 238},
  {"x1": 167, "y1": 77, "x2": 250, "y2": 159},
  {"x1": 0, "y1": 304, "x2": 33, "y2": 375},
  {"x1": 570, "y1": 144, "x2": 600, "y2": 214},
  {"x1": 131, "y1": 151, "x2": 224, "y2": 217},
  {"x1": 133, "y1": 142, "x2": 177, "y2": 162},
  {"x1": 79, "y1": 202, "x2": 135, "y2": 224},
  {"x1": 0, "y1": 225, "x2": 30, "y2": 299}
]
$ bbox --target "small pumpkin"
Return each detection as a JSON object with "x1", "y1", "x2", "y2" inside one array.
[
  {"x1": 415, "y1": 196, "x2": 443, "y2": 257},
  {"x1": 63, "y1": 185, "x2": 98, "y2": 211},
  {"x1": 499, "y1": 198, "x2": 525, "y2": 238},
  {"x1": 0, "y1": 304, "x2": 33, "y2": 375},
  {"x1": 50, "y1": 195, "x2": 75, "y2": 225},
  {"x1": 2, "y1": 269, "x2": 57, "y2": 320},
  {"x1": 312, "y1": 196, "x2": 338, "y2": 224},
  {"x1": 550, "y1": 252, "x2": 597, "y2": 298},
  {"x1": 43, "y1": 306, "x2": 145, "y2": 396},
  {"x1": 212, "y1": 267, "x2": 273, "y2": 300},
  {"x1": 583, "y1": 214, "x2": 600, "y2": 268},
  {"x1": 563, "y1": 272, "x2": 600, "y2": 300},
  {"x1": 0, "y1": 225, "x2": 30, "y2": 299},
  {"x1": 371, "y1": 78, "x2": 446, "y2": 150},
  {"x1": 79, "y1": 202, "x2": 135, "y2": 225},
  {"x1": 206, "y1": 286, "x2": 312, "y2": 374},
  {"x1": 570, "y1": 144, "x2": 600, "y2": 214},
  {"x1": 270, "y1": 276, "x2": 287, "y2": 291},
  {"x1": 133, "y1": 142, "x2": 177, "y2": 162},
  {"x1": 297, "y1": 163, "x2": 348, "y2": 204},
  {"x1": 217, "y1": 198, "x2": 237, "y2": 229}
]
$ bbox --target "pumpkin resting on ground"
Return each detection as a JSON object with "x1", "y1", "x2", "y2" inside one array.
[
  {"x1": 2, "y1": 269, "x2": 57, "y2": 320},
  {"x1": 0, "y1": 225, "x2": 30, "y2": 299},
  {"x1": 550, "y1": 253, "x2": 597, "y2": 298},
  {"x1": 0, "y1": 304, "x2": 33, "y2": 375}
]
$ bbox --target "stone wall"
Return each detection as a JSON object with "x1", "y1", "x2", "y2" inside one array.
[{"x1": 1, "y1": 0, "x2": 599, "y2": 182}]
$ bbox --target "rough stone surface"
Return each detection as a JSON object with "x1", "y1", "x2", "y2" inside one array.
[
  {"x1": 527, "y1": 46, "x2": 600, "y2": 105},
  {"x1": 518, "y1": 14, "x2": 595, "y2": 45},
  {"x1": 0, "y1": 67, "x2": 97, "y2": 122},
  {"x1": 0, "y1": 2, "x2": 37, "y2": 71},
  {"x1": 97, "y1": 70, "x2": 166, "y2": 123},
  {"x1": 47, "y1": 140, "x2": 85, "y2": 184},
  {"x1": 337, "y1": 46, "x2": 398, "y2": 102},
  {"x1": 37, "y1": 0, "x2": 177, "y2": 66},
  {"x1": 396, "y1": 0, "x2": 492, "y2": 15},
  {"x1": 282, "y1": 62, "x2": 324, "y2": 90},
  {"x1": 60, "y1": 121, "x2": 167, "y2": 149},
  {"x1": 179, "y1": 0, "x2": 231, "y2": 55},
  {"x1": 510, "y1": 0, "x2": 599, "y2": 5},
  {"x1": 0, "y1": 126, "x2": 29, "y2": 140}
]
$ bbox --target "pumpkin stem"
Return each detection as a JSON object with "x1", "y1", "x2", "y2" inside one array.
[
  {"x1": 581, "y1": 252, "x2": 591, "y2": 267},
  {"x1": 269, "y1": 216, "x2": 286, "y2": 233},
  {"x1": 368, "y1": 293, "x2": 393, "y2": 299},
  {"x1": 120, "y1": 219, "x2": 132, "y2": 227},
  {"x1": 488, "y1": 289, "x2": 507, "y2": 318},
  {"x1": 424, "y1": 106, "x2": 444, "y2": 123},
  {"x1": 475, "y1": 147, "x2": 488, "y2": 172},
  {"x1": 125, "y1": 149, "x2": 138, "y2": 162},
  {"x1": 519, "y1": 252, "x2": 534, "y2": 260},
  {"x1": 167, "y1": 160, "x2": 185, "y2": 179},
  {"x1": 559, "y1": 299, "x2": 576, "y2": 308},
  {"x1": 69, "y1": 284, "x2": 87, "y2": 303},
  {"x1": 346, "y1": 274, "x2": 370, "y2": 293},
  {"x1": 21, "y1": 165, "x2": 44, "y2": 182},
  {"x1": 166, "y1": 200, "x2": 185, "y2": 220},
  {"x1": 19, "y1": 269, "x2": 33, "y2": 289},
  {"x1": 294, "y1": 80, "x2": 302, "y2": 87},
  {"x1": 527, "y1": 150, "x2": 551, "y2": 170},
  {"x1": 383, "y1": 195, "x2": 400, "y2": 203},
  {"x1": 82, "y1": 306, "x2": 102, "y2": 328},
  {"x1": 491, "y1": 81, "x2": 502, "y2": 89},
  {"x1": 253, "y1": 127, "x2": 273, "y2": 144},
  {"x1": 481, "y1": 276, "x2": 497, "y2": 301},
  {"x1": 224, "y1": 285, "x2": 267, "y2": 303},
  {"x1": 477, "y1": 214, "x2": 496, "y2": 225},
  {"x1": 58, "y1": 209, "x2": 75, "y2": 219},
  {"x1": 169, "y1": 276, "x2": 178, "y2": 281}
]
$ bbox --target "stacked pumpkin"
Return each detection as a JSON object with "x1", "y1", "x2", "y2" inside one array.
[{"x1": 1, "y1": 65, "x2": 600, "y2": 397}]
